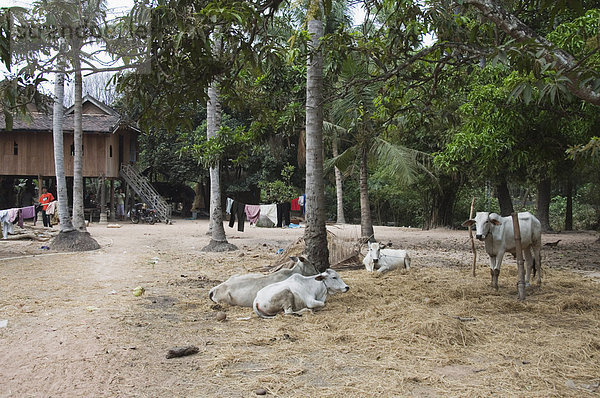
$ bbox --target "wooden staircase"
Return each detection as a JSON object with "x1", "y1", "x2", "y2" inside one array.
[{"x1": 120, "y1": 163, "x2": 171, "y2": 222}]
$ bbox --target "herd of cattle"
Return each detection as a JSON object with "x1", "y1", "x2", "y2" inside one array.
[{"x1": 208, "y1": 211, "x2": 543, "y2": 318}]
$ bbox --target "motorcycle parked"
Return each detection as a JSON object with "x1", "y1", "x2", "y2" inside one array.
[{"x1": 130, "y1": 203, "x2": 158, "y2": 224}]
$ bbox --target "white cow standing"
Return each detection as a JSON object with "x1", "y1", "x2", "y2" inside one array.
[
  {"x1": 253, "y1": 269, "x2": 350, "y2": 318},
  {"x1": 463, "y1": 212, "x2": 542, "y2": 290},
  {"x1": 363, "y1": 242, "x2": 411, "y2": 273},
  {"x1": 208, "y1": 256, "x2": 318, "y2": 307}
]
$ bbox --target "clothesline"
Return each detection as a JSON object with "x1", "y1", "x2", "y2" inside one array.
[
  {"x1": 225, "y1": 195, "x2": 306, "y2": 232},
  {"x1": 0, "y1": 205, "x2": 37, "y2": 239}
]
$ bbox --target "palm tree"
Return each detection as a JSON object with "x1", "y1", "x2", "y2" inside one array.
[
  {"x1": 70, "y1": 0, "x2": 106, "y2": 232},
  {"x1": 51, "y1": 46, "x2": 74, "y2": 233},
  {"x1": 329, "y1": 56, "x2": 431, "y2": 241},
  {"x1": 331, "y1": 132, "x2": 345, "y2": 223},
  {"x1": 202, "y1": 29, "x2": 237, "y2": 252},
  {"x1": 304, "y1": 1, "x2": 330, "y2": 272}
]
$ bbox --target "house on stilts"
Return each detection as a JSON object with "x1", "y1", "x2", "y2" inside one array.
[{"x1": 0, "y1": 95, "x2": 170, "y2": 222}]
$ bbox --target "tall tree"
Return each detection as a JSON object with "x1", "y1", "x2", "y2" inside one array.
[
  {"x1": 460, "y1": 0, "x2": 600, "y2": 106},
  {"x1": 51, "y1": 46, "x2": 74, "y2": 234},
  {"x1": 304, "y1": 2, "x2": 329, "y2": 272},
  {"x1": 331, "y1": 133, "x2": 345, "y2": 223},
  {"x1": 203, "y1": 29, "x2": 237, "y2": 252}
]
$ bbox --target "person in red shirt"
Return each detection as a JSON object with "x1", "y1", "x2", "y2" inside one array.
[{"x1": 39, "y1": 186, "x2": 55, "y2": 227}]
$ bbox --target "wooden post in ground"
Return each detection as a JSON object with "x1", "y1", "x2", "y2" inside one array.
[
  {"x1": 124, "y1": 183, "x2": 130, "y2": 220},
  {"x1": 469, "y1": 197, "x2": 477, "y2": 277},
  {"x1": 99, "y1": 174, "x2": 107, "y2": 224},
  {"x1": 511, "y1": 212, "x2": 526, "y2": 300}
]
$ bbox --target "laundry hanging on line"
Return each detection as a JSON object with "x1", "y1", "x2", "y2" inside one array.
[{"x1": 224, "y1": 196, "x2": 305, "y2": 232}]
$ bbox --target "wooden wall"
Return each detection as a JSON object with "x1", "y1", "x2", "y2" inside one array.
[{"x1": 0, "y1": 130, "x2": 136, "y2": 178}]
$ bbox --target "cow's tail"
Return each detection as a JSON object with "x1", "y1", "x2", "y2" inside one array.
[
  {"x1": 532, "y1": 257, "x2": 537, "y2": 277},
  {"x1": 209, "y1": 288, "x2": 216, "y2": 303},
  {"x1": 404, "y1": 254, "x2": 411, "y2": 270}
]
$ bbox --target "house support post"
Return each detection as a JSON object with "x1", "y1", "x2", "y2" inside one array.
[
  {"x1": 99, "y1": 174, "x2": 107, "y2": 224},
  {"x1": 109, "y1": 179, "x2": 116, "y2": 222}
]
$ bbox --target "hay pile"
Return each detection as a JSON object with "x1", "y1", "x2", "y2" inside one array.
[{"x1": 270, "y1": 228, "x2": 364, "y2": 270}]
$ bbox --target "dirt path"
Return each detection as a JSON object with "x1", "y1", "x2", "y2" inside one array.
[{"x1": 1, "y1": 220, "x2": 599, "y2": 397}]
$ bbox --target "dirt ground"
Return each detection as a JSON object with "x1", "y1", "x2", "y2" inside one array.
[{"x1": 1, "y1": 219, "x2": 599, "y2": 397}]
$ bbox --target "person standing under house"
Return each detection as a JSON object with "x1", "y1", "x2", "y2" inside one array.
[
  {"x1": 116, "y1": 188, "x2": 125, "y2": 221},
  {"x1": 39, "y1": 186, "x2": 55, "y2": 227}
]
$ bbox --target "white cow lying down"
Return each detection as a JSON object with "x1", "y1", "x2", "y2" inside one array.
[
  {"x1": 363, "y1": 242, "x2": 411, "y2": 273},
  {"x1": 253, "y1": 269, "x2": 350, "y2": 318},
  {"x1": 209, "y1": 256, "x2": 318, "y2": 307}
]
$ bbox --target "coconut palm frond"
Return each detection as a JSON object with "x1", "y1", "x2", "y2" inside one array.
[
  {"x1": 325, "y1": 145, "x2": 358, "y2": 174},
  {"x1": 371, "y1": 138, "x2": 435, "y2": 186},
  {"x1": 323, "y1": 120, "x2": 348, "y2": 138}
]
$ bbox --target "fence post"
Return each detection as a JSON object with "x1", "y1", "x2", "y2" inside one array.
[{"x1": 512, "y1": 212, "x2": 526, "y2": 300}]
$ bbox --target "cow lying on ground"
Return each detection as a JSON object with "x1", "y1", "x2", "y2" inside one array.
[
  {"x1": 363, "y1": 242, "x2": 411, "y2": 273},
  {"x1": 253, "y1": 269, "x2": 349, "y2": 318},
  {"x1": 209, "y1": 256, "x2": 318, "y2": 307},
  {"x1": 463, "y1": 211, "x2": 542, "y2": 290}
]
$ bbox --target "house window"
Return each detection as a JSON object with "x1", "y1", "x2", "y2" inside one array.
[
  {"x1": 129, "y1": 136, "x2": 137, "y2": 162},
  {"x1": 109, "y1": 145, "x2": 113, "y2": 157},
  {"x1": 13, "y1": 141, "x2": 18, "y2": 155}
]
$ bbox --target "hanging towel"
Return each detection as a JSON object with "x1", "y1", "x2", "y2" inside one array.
[
  {"x1": 298, "y1": 194, "x2": 306, "y2": 214},
  {"x1": 291, "y1": 197, "x2": 301, "y2": 211},
  {"x1": 21, "y1": 205, "x2": 35, "y2": 220},
  {"x1": 0, "y1": 210, "x2": 13, "y2": 239},
  {"x1": 7, "y1": 208, "x2": 18, "y2": 223},
  {"x1": 228, "y1": 200, "x2": 246, "y2": 232},
  {"x1": 226, "y1": 197, "x2": 234, "y2": 214},
  {"x1": 260, "y1": 204, "x2": 278, "y2": 225},
  {"x1": 276, "y1": 202, "x2": 291, "y2": 227},
  {"x1": 244, "y1": 204, "x2": 261, "y2": 225},
  {"x1": 46, "y1": 201, "x2": 57, "y2": 215}
]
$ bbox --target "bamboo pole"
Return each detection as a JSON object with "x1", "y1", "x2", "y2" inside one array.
[
  {"x1": 511, "y1": 212, "x2": 526, "y2": 300},
  {"x1": 469, "y1": 197, "x2": 477, "y2": 277}
]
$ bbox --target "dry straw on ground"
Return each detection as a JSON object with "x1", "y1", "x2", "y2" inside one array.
[
  {"x1": 170, "y1": 234, "x2": 600, "y2": 397},
  {"x1": 2, "y1": 223, "x2": 599, "y2": 397}
]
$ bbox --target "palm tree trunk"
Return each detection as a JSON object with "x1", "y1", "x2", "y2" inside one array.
[
  {"x1": 201, "y1": 44, "x2": 236, "y2": 252},
  {"x1": 304, "y1": 16, "x2": 329, "y2": 272},
  {"x1": 207, "y1": 82, "x2": 225, "y2": 243},
  {"x1": 359, "y1": 145, "x2": 374, "y2": 241},
  {"x1": 52, "y1": 64, "x2": 74, "y2": 232},
  {"x1": 72, "y1": 55, "x2": 86, "y2": 231},
  {"x1": 332, "y1": 136, "x2": 345, "y2": 224}
]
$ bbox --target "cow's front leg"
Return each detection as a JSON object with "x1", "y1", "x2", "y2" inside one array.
[
  {"x1": 488, "y1": 255, "x2": 498, "y2": 290},
  {"x1": 304, "y1": 299, "x2": 326, "y2": 310},
  {"x1": 492, "y1": 252, "x2": 504, "y2": 291}
]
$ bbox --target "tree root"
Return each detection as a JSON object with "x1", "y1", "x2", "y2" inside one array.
[
  {"x1": 49, "y1": 230, "x2": 100, "y2": 252},
  {"x1": 201, "y1": 239, "x2": 238, "y2": 252}
]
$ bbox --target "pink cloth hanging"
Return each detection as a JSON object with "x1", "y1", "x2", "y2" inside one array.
[{"x1": 244, "y1": 204, "x2": 261, "y2": 225}]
